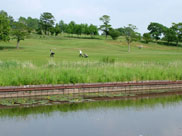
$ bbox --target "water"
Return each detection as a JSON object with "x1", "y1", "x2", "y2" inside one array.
[{"x1": 1, "y1": 96, "x2": 182, "y2": 136}]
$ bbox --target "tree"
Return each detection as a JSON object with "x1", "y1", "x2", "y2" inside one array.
[
  {"x1": 39, "y1": 12, "x2": 55, "y2": 35},
  {"x1": 163, "y1": 27, "x2": 177, "y2": 45},
  {"x1": 99, "y1": 15, "x2": 112, "y2": 39},
  {"x1": 54, "y1": 23, "x2": 61, "y2": 36},
  {"x1": 88, "y1": 24, "x2": 98, "y2": 38},
  {"x1": 0, "y1": 10, "x2": 10, "y2": 41},
  {"x1": 123, "y1": 24, "x2": 139, "y2": 52},
  {"x1": 67, "y1": 21, "x2": 76, "y2": 36},
  {"x1": 18, "y1": 16, "x2": 32, "y2": 33},
  {"x1": 171, "y1": 23, "x2": 182, "y2": 46},
  {"x1": 36, "y1": 21, "x2": 43, "y2": 35},
  {"x1": 59, "y1": 20, "x2": 67, "y2": 34},
  {"x1": 26, "y1": 17, "x2": 39, "y2": 33},
  {"x1": 109, "y1": 29, "x2": 120, "y2": 40},
  {"x1": 18, "y1": 16, "x2": 27, "y2": 25},
  {"x1": 75, "y1": 24, "x2": 83, "y2": 36},
  {"x1": 143, "y1": 33, "x2": 152, "y2": 43},
  {"x1": 49, "y1": 27, "x2": 55, "y2": 36},
  {"x1": 8, "y1": 16, "x2": 14, "y2": 28},
  {"x1": 12, "y1": 22, "x2": 27, "y2": 49},
  {"x1": 83, "y1": 24, "x2": 89, "y2": 35},
  {"x1": 116, "y1": 27, "x2": 125, "y2": 36},
  {"x1": 147, "y1": 22, "x2": 166, "y2": 41}
]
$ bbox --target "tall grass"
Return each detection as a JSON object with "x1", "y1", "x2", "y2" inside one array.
[
  {"x1": 101, "y1": 56, "x2": 115, "y2": 64},
  {"x1": 0, "y1": 60, "x2": 182, "y2": 86}
]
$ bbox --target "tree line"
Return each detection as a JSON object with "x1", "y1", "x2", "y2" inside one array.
[
  {"x1": 37, "y1": 12, "x2": 99, "y2": 37},
  {"x1": 1, "y1": 10, "x2": 182, "y2": 50},
  {"x1": 99, "y1": 15, "x2": 182, "y2": 47},
  {"x1": 0, "y1": 11, "x2": 99, "y2": 49},
  {"x1": 144, "y1": 22, "x2": 182, "y2": 46}
]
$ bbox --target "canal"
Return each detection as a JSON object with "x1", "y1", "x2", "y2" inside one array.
[{"x1": 0, "y1": 96, "x2": 182, "y2": 136}]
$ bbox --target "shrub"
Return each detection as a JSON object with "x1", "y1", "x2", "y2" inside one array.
[
  {"x1": 143, "y1": 33, "x2": 152, "y2": 43},
  {"x1": 109, "y1": 29, "x2": 120, "y2": 40}
]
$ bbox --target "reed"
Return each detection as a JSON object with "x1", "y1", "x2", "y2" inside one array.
[{"x1": 0, "y1": 60, "x2": 182, "y2": 86}]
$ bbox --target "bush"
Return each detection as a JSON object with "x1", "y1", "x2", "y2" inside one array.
[
  {"x1": 143, "y1": 33, "x2": 152, "y2": 43},
  {"x1": 109, "y1": 29, "x2": 120, "y2": 40}
]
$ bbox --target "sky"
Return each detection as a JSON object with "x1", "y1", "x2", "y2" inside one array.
[{"x1": 0, "y1": 0, "x2": 182, "y2": 34}]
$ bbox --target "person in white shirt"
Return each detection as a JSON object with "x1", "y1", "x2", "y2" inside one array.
[{"x1": 79, "y1": 50, "x2": 83, "y2": 57}]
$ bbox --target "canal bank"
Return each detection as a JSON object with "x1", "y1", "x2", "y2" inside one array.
[
  {"x1": 1, "y1": 80, "x2": 182, "y2": 108},
  {"x1": 0, "y1": 80, "x2": 182, "y2": 98}
]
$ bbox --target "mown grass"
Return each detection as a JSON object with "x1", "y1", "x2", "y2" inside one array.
[
  {"x1": 0, "y1": 35, "x2": 182, "y2": 65},
  {"x1": 0, "y1": 35, "x2": 182, "y2": 86}
]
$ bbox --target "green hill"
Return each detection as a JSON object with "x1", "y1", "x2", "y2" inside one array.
[{"x1": 0, "y1": 35, "x2": 182, "y2": 86}]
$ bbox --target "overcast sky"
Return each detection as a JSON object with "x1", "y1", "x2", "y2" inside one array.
[{"x1": 0, "y1": 0, "x2": 182, "y2": 33}]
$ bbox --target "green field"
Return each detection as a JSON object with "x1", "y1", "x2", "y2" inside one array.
[{"x1": 0, "y1": 35, "x2": 182, "y2": 86}]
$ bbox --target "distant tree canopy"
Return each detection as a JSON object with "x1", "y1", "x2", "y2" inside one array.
[
  {"x1": 116, "y1": 27, "x2": 125, "y2": 36},
  {"x1": 54, "y1": 23, "x2": 61, "y2": 36},
  {"x1": 26, "y1": 17, "x2": 39, "y2": 33},
  {"x1": 99, "y1": 15, "x2": 112, "y2": 39},
  {"x1": 147, "y1": 22, "x2": 166, "y2": 41},
  {"x1": 143, "y1": 33, "x2": 152, "y2": 43},
  {"x1": 18, "y1": 16, "x2": 39, "y2": 33},
  {"x1": 0, "y1": 10, "x2": 10, "y2": 41},
  {"x1": 58, "y1": 21, "x2": 98, "y2": 37},
  {"x1": 1, "y1": 9, "x2": 182, "y2": 48},
  {"x1": 146, "y1": 22, "x2": 182, "y2": 46},
  {"x1": 59, "y1": 20, "x2": 67, "y2": 33},
  {"x1": 163, "y1": 27, "x2": 177, "y2": 45},
  {"x1": 170, "y1": 23, "x2": 182, "y2": 46},
  {"x1": 39, "y1": 12, "x2": 55, "y2": 35},
  {"x1": 67, "y1": 21, "x2": 76, "y2": 35},
  {"x1": 88, "y1": 24, "x2": 99, "y2": 36}
]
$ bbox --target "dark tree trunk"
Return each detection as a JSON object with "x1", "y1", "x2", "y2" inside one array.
[
  {"x1": 167, "y1": 40, "x2": 170, "y2": 45},
  {"x1": 44, "y1": 29, "x2": 46, "y2": 35},
  {"x1": 16, "y1": 40, "x2": 20, "y2": 49}
]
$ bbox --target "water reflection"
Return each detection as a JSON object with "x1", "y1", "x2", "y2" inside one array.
[{"x1": 0, "y1": 96, "x2": 182, "y2": 136}]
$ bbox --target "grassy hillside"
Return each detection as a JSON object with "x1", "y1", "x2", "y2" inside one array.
[
  {"x1": 0, "y1": 35, "x2": 182, "y2": 86},
  {"x1": 0, "y1": 36, "x2": 182, "y2": 64}
]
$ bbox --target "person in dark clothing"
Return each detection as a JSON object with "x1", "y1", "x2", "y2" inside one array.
[{"x1": 50, "y1": 49, "x2": 55, "y2": 57}]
